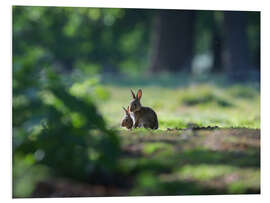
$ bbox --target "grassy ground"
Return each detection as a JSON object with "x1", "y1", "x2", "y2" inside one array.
[
  {"x1": 14, "y1": 73, "x2": 261, "y2": 197},
  {"x1": 31, "y1": 128, "x2": 260, "y2": 197},
  {"x1": 99, "y1": 74, "x2": 260, "y2": 129},
  {"x1": 118, "y1": 127, "x2": 260, "y2": 195},
  {"x1": 98, "y1": 74, "x2": 260, "y2": 196}
]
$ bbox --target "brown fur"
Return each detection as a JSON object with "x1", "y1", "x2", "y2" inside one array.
[
  {"x1": 121, "y1": 106, "x2": 133, "y2": 130},
  {"x1": 129, "y1": 89, "x2": 158, "y2": 129}
]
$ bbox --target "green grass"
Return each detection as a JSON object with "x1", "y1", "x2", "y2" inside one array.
[
  {"x1": 13, "y1": 73, "x2": 260, "y2": 197},
  {"x1": 96, "y1": 75, "x2": 260, "y2": 129},
  {"x1": 118, "y1": 127, "x2": 260, "y2": 195},
  {"x1": 97, "y1": 74, "x2": 260, "y2": 195}
]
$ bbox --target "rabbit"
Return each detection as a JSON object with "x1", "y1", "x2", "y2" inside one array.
[
  {"x1": 121, "y1": 106, "x2": 133, "y2": 130},
  {"x1": 129, "y1": 89, "x2": 158, "y2": 129}
]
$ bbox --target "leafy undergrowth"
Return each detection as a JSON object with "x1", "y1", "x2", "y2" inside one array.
[{"x1": 31, "y1": 127, "x2": 260, "y2": 197}]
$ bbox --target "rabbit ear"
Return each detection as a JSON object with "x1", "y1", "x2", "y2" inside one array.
[
  {"x1": 127, "y1": 106, "x2": 130, "y2": 113},
  {"x1": 137, "y1": 89, "x2": 142, "y2": 100},
  {"x1": 130, "y1": 89, "x2": 136, "y2": 99},
  {"x1": 122, "y1": 106, "x2": 128, "y2": 115}
]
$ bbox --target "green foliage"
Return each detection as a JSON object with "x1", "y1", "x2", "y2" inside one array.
[
  {"x1": 13, "y1": 67, "x2": 121, "y2": 197},
  {"x1": 13, "y1": 155, "x2": 50, "y2": 197},
  {"x1": 13, "y1": 6, "x2": 260, "y2": 197},
  {"x1": 13, "y1": 6, "x2": 260, "y2": 77},
  {"x1": 13, "y1": 6, "x2": 152, "y2": 75},
  {"x1": 69, "y1": 76, "x2": 110, "y2": 102}
]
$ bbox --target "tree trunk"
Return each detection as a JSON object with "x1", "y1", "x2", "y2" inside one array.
[
  {"x1": 211, "y1": 12, "x2": 223, "y2": 73},
  {"x1": 223, "y1": 11, "x2": 251, "y2": 80},
  {"x1": 149, "y1": 10, "x2": 195, "y2": 73}
]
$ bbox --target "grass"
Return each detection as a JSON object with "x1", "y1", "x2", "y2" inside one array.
[
  {"x1": 118, "y1": 127, "x2": 260, "y2": 195},
  {"x1": 97, "y1": 73, "x2": 260, "y2": 196},
  {"x1": 13, "y1": 73, "x2": 260, "y2": 197},
  {"x1": 97, "y1": 74, "x2": 260, "y2": 130}
]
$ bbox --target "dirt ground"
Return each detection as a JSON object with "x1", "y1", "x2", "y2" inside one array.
[{"x1": 31, "y1": 128, "x2": 260, "y2": 198}]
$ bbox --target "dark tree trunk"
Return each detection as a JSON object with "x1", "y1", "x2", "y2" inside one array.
[
  {"x1": 255, "y1": 21, "x2": 261, "y2": 72},
  {"x1": 149, "y1": 10, "x2": 195, "y2": 73},
  {"x1": 223, "y1": 11, "x2": 251, "y2": 80},
  {"x1": 211, "y1": 13, "x2": 223, "y2": 73}
]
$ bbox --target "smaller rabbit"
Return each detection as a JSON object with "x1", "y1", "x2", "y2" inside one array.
[
  {"x1": 129, "y1": 89, "x2": 158, "y2": 129},
  {"x1": 121, "y1": 106, "x2": 133, "y2": 130}
]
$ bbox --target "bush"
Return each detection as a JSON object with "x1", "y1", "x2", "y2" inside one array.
[{"x1": 13, "y1": 68, "x2": 121, "y2": 188}]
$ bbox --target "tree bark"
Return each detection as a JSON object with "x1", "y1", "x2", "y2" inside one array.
[
  {"x1": 149, "y1": 10, "x2": 195, "y2": 73},
  {"x1": 223, "y1": 11, "x2": 251, "y2": 79},
  {"x1": 211, "y1": 12, "x2": 223, "y2": 73}
]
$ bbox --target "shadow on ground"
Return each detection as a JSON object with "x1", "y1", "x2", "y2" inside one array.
[{"x1": 30, "y1": 128, "x2": 260, "y2": 197}]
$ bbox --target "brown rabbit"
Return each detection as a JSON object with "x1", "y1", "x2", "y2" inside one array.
[
  {"x1": 121, "y1": 106, "x2": 133, "y2": 130},
  {"x1": 129, "y1": 89, "x2": 158, "y2": 129}
]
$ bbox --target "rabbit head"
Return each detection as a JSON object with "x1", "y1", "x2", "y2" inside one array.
[
  {"x1": 121, "y1": 106, "x2": 133, "y2": 129},
  {"x1": 129, "y1": 89, "x2": 142, "y2": 113}
]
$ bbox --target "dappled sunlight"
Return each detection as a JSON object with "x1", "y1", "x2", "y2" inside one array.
[
  {"x1": 13, "y1": 6, "x2": 260, "y2": 197},
  {"x1": 95, "y1": 75, "x2": 260, "y2": 129},
  {"x1": 117, "y1": 127, "x2": 260, "y2": 195}
]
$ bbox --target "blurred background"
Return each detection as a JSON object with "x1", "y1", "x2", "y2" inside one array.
[
  {"x1": 13, "y1": 7, "x2": 260, "y2": 77},
  {"x1": 13, "y1": 6, "x2": 260, "y2": 197}
]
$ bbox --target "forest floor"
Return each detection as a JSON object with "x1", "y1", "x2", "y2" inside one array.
[
  {"x1": 20, "y1": 74, "x2": 261, "y2": 197},
  {"x1": 99, "y1": 74, "x2": 260, "y2": 130},
  {"x1": 31, "y1": 127, "x2": 260, "y2": 197},
  {"x1": 118, "y1": 127, "x2": 260, "y2": 196}
]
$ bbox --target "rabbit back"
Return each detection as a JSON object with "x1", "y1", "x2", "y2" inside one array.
[{"x1": 133, "y1": 106, "x2": 158, "y2": 129}]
